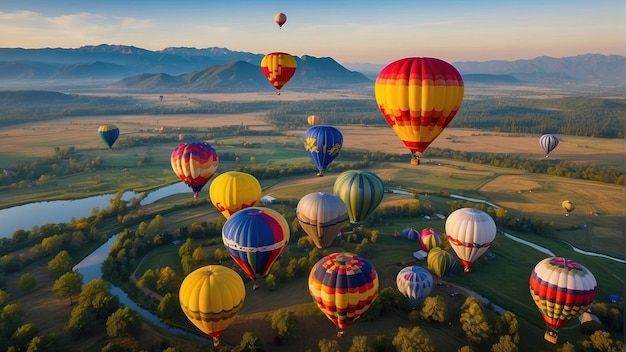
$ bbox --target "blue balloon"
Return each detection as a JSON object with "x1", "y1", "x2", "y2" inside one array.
[
  {"x1": 396, "y1": 266, "x2": 433, "y2": 307},
  {"x1": 303, "y1": 125, "x2": 343, "y2": 176}
]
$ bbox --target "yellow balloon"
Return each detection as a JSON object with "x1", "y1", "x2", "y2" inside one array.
[
  {"x1": 179, "y1": 265, "x2": 245, "y2": 346},
  {"x1": 209, "y1": 171, "x2": 262, "y2": 219}
]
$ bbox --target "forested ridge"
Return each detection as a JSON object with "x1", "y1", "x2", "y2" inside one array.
[{"x1": 0, "y1": 91, "x2": 624, "y2": 138}]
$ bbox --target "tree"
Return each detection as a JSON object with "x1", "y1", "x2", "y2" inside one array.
[
  {"x1": 214, "y1": 248, "x2": 226, "y2": 263},
  {"x1": 459, "y1": 297, "x2": 491, "y2": 344},
  {"x1": 137, "y1": 268, "x2": 157, "y2": 291},
  {"x1": 157, "y1": 293, "x2": 179, "y2": 320},
  {"x1": 392, "y1": 326, "x2": 435, "y2": 352},
  {"x1": 47, "y1": 250, "x2": 72, "y2": 278},
  {"x1": 178, "y1": 238, "x2": 194, "y2": 258},
  {"x1": 318, "y1": 339, "x2": 340, "y2": 352},
  {"x1": 52, "y1": 271, "x2": 83, "y2": 305},
  {"x1": 348, "y1": 335, "x2": 370, "y2": 352},
  {"x1": 10, "y1": 323, "x2": 39, "y2": 352},
  {"x1": 192, "y1": 247, "x2": 206, "y2": 265},
  {"x1": 106, "y1": 307, "x2": 142, "y2": 339},
  {"x1": 265, "y1": 274, "x2": 277, "y2": 291},
  {"x1": 232, "y1": 331, "x2": 264, "y2": 352},
  {"x1": 556, "y1": 342, "x2": 576, "y2": 352},
  {"x1": 458, "y1": 346, "x2": 475, "y2": 352},
  {"x1": 0, "y1": 289, "x2": 10, "y2": 308},
  {"x1": 490, "y1": 335, "x2": 517, "y2": 352},
  {"x1": 78, "y1": 279, "x2": 120, "y2": 320},
  {"x1": 18, "y1": 273, "x2": 37, "y2": 292},
  {"x1": 420, "y1": 295, "x2": 448, "y2": 323},
  {"x1": 271, "y1": 308, "x2": 298, "y2": 339},
  {"x1": 493, "y1": 311, "x2": 519, "y2": 344},
  {"x1": 587, "y1": 330, "x2": 623, "y2": 352},
  {"x1": 67, "y1": 304, "x2": 97, "y2": 336},
  {"x1": 27, "y1": 334, "x2": 61, "y2": 352},
  {"x1": 156, "y1": 266, "x2": 180, "y2": 294}
]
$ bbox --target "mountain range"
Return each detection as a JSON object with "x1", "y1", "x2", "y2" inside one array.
[{"x1": 0, "y1": 44, "x2": 624, "y2": 91}]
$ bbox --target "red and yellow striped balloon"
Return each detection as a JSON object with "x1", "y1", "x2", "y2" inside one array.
[
  {"x1": 374, "y1": 57, "x2": 464, "y2": 165},
  {"x1": 260, "y1": 52, "x2": 297, "y2": 95},
  {"x1": 171, "y1": 141, "x2": 219, "y2": 198},
  {"x1": 529, "y1": 257, "x2": 597, "y2": 344},
  {"x1": 308, "y1": 252, "x2": 379, "y2": 336}
]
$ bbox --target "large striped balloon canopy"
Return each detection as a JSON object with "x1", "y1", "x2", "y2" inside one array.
[
  {"x1": 170, "y1": 141, "x2": 219, "y2": 198},
  {"x1": 308, "y1": 252, "x2": 379, "y2": 336},
  {"x1": 260, "y1": 52, "x2": 297, "y2": 95},
  {"x1": 539, "y1": 134, "x2": 559, "y2": 156},
  {"x1": 222, "y1": 207, "x2": 290, "y2": 290},
  {"x1": 333, "y1": 170, "x2": 384, "y2": 224},
  {"x1": 529, "y1": 257, "x2": 597, "y2": 344},
  {"x1": 303, "y1": 125, "x2": 343, "y2": 176},
  {"x1": 374, "y1": 57, "x2": 464, "y2": 165},
  {"x1": 178, "y1": 265, "x2": 245, "y2": 347},
  {"x1": 396, "y1": 266, "x2": 433, "y2": 307}
]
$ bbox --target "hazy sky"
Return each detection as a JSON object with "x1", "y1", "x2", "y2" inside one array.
[{"x1": 1, "y1": 0, "x2": 624, "y2": 64}]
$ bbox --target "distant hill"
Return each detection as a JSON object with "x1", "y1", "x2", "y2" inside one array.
[{"x1": 0, "y1": 45, "x2": 623, "y2": 89}]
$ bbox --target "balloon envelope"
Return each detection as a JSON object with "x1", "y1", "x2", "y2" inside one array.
[
  {"x1": 562, "y1": 200, "x2": 575, "y2": 216},
  {"x1": 222, "y1": 207, "x2": 290, "y2": 290},
  {"x1": 401, "y1": 227, "x2": 420, "y2": 241},
  {"x1": 420, "y1": 228, "x2": 443, "y2": 252},
  {"x1": 296, "y1": 192, "x2": 349, "y2": 248},
  {"x1": 308, "y1": 252, "x2": 379, "y2": 336},
  {"x1": 427, "y1": 247, "x2": 457, "y2": 279},
  {"x1": 396, "y1": 266, "x2": 433, "y2": 307},
  {"x1": 539, "y1": 134, "x2": 559, "y2": 156},
  {"x1": 307, "y1": 115, "x2": 320, "y2": 126},
  {"x1": 260, "y1": 52, "x2": 297, "y2": 94},
  {"x1": 171, "y1": 141, "x2": 219, "y2": 198},
  {"x1": 333, "y1": 170, "x2": 384, "y2": 224},
  {"x1": 303, "y1": 125, "x2": 343, "y2": 176},
  {"x1": 274, "y1": 12, "x2": 287, "y2": 28},
  {"x1": 179, "y1": 265, "x2": 245, "y2": 346},
  {"x1": 529, "y1": 257, "x2": 597, "y2": 344},
  {"x1": 98, "y1": 124, "x2": 120, "y2": 149},
  {"x1": 209, "y1": 171, "x2": 262, "y2": 219},
  {"x1": 374, "y1": 57, "x2": 464, "y2": 165},
  {"x1": 445, "y1": 208, "x2": 496, "y2": 272}
]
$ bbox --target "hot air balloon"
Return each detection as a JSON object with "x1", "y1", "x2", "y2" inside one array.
[
  {"x1": 427, "y1": 247, "x2": 457, "y2": 282},
  {"x1": 374, "y1": 57, "x2": 464, "y2": 165},
  {"x1": 562, "y1": 200, "x2": 575, "y2": 216},
  {"x1": 529, "y1": 257, "x2": 597, "y2": 344},
  {"x1": 303, "y1": 125, "x2": 343, "y2": 176},
  {"x1": 401, "y1": 227, "x2": 420, "y2": 241},
  {"x1": 98, "y1": 124, "x2": 119, "y2": 149},
  {"x1": 222, "y1": 207, "x2": 290, "y2": 290},
  {"x1": 445, "y1": 208, "x2": 496, "y2": 272},
  {"x1": 420, "y1": 228, "x2": 443, "y2": 252},
  {"x1": 171, "y1": 141, "x2": 219, "y2": 198},
  {"x1": 274, "y1": 12, "x2": 287, "y2": 28},
  {"x1": 309, "y1": 252, "x2": 379, "y2": 337},
  {"x1": 260, "y1": 52, "x2": 297, "y2": 95},
  {"x1": 296, "y1": 192, "x2": 349, "y2": 248},
  {"x1": 307, "y1": 115, "x2": 320, "y2": 126},
  {"x1": 333, "y1": 170, "x2": 384, "y2": 224},
  {"x1": 209, "y1": 171, "x2": 262, "y2": 219},
  {"x1": 539, "y1": 134, "x2": 559, "y2": 157},
  {"x1": 396, "y1": 266, "x2": 434, "y2": 308},
  {"x1": 179, "y1": 265, "x2": 245, "y2": 346}
]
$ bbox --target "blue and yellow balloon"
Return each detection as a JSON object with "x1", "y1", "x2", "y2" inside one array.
[{"x1": 303, "y1": 125, "x2": 343, "y2": 176}]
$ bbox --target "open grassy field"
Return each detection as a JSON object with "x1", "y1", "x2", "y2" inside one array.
[{"x1": 1, "y1": 99, "x2": 624, "y2": 351}]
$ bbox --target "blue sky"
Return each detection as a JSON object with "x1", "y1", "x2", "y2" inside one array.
[{"x1": 1, "y1": 1, "x2": 624, "y2": 64}]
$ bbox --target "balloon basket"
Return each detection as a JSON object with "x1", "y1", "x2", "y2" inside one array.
[
  {"x1": 410, "y1": 158, "x2": 418, "y2": 166},
  {"x1": 544, "y1": 329, "x2": 558, "y2": 344}
]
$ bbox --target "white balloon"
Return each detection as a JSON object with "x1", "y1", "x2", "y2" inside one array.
[{"x1": 445, "y1": 208, "x2": 496, "y2": 272}]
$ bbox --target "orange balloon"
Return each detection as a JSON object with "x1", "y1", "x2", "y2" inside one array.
[{"x1": 260, "y1": 52, "x2": 297, "y2": 95}]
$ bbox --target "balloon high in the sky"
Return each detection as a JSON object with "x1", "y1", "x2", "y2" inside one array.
[
  {"x1": 303, "y1": 125, "x2": 343, "y2": 176},
  {"x1": 333, "y1": 170, "x2": 384, "y2": 224},
  {"x1": 179, "y1": 265, "x2": 245, "y2": 346},
  {"x1": 374, "y1": 57, "x2": 464, "y2": 165},
  {"x1": 209, "y1": 171, "x2": 262, "y2": 219},
  {"x1": 170, "y1": 141, "x2": 219, "y2": 198},
  {"x1": 222, "y1": 207, "x2": 290, "y2": 290},
  {"x1": 445, "y1": 208, "x2": 497, "y2": 272},
  {"x1": 529, "y1": 257, "x2": 597, "y2": 344},
  {"x1": 296, "y1": 192, "x2": 349, "y2": 248},
  {"x1": 562, "y1": 200, "x2": 575, "y2": 216},
  {"x1": 98, "y1": 124, "x2": 119, "y2": 149},
  {"x1": 260, "y1": 52, "x2": 297, "y2": 95},
  {"x1": 274, "y1": 12, "x2": 287, "y2": 28},
  {"x1": 307, "y1": 114, "x2": 320, "y2": 126},
  {"x1": 420, "y1": 228, "x2": 443, "y2": 252},
  {"x1": 539, "y1": 134, "x2": 559, "y2": 156},
  {"x1": 396, "y1": 266, "x2": 434, "y2": 307},
  {"x1": 309, "y1": 252, "x2": 379, "y2": 337}
]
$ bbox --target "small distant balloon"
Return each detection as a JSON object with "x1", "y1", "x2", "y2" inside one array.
[
  {"x1": 539, "y1": 134, "x2": 559, "y2": 157},
  {"x1": 562, "y1": 200, "x2": 575, "y2": 216},
  {"x1": 307, "y1": 115, "x2": 320, "y2": 126},
  {"x1": 274, "y1": 12, "x2": 287, "y2": 28},
  {"x1": 98, "y1": 124, "x2": 119, "y2": 149},
  {"x1": 401, "y1": 227, "x2": 420, "y2": 241}
]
